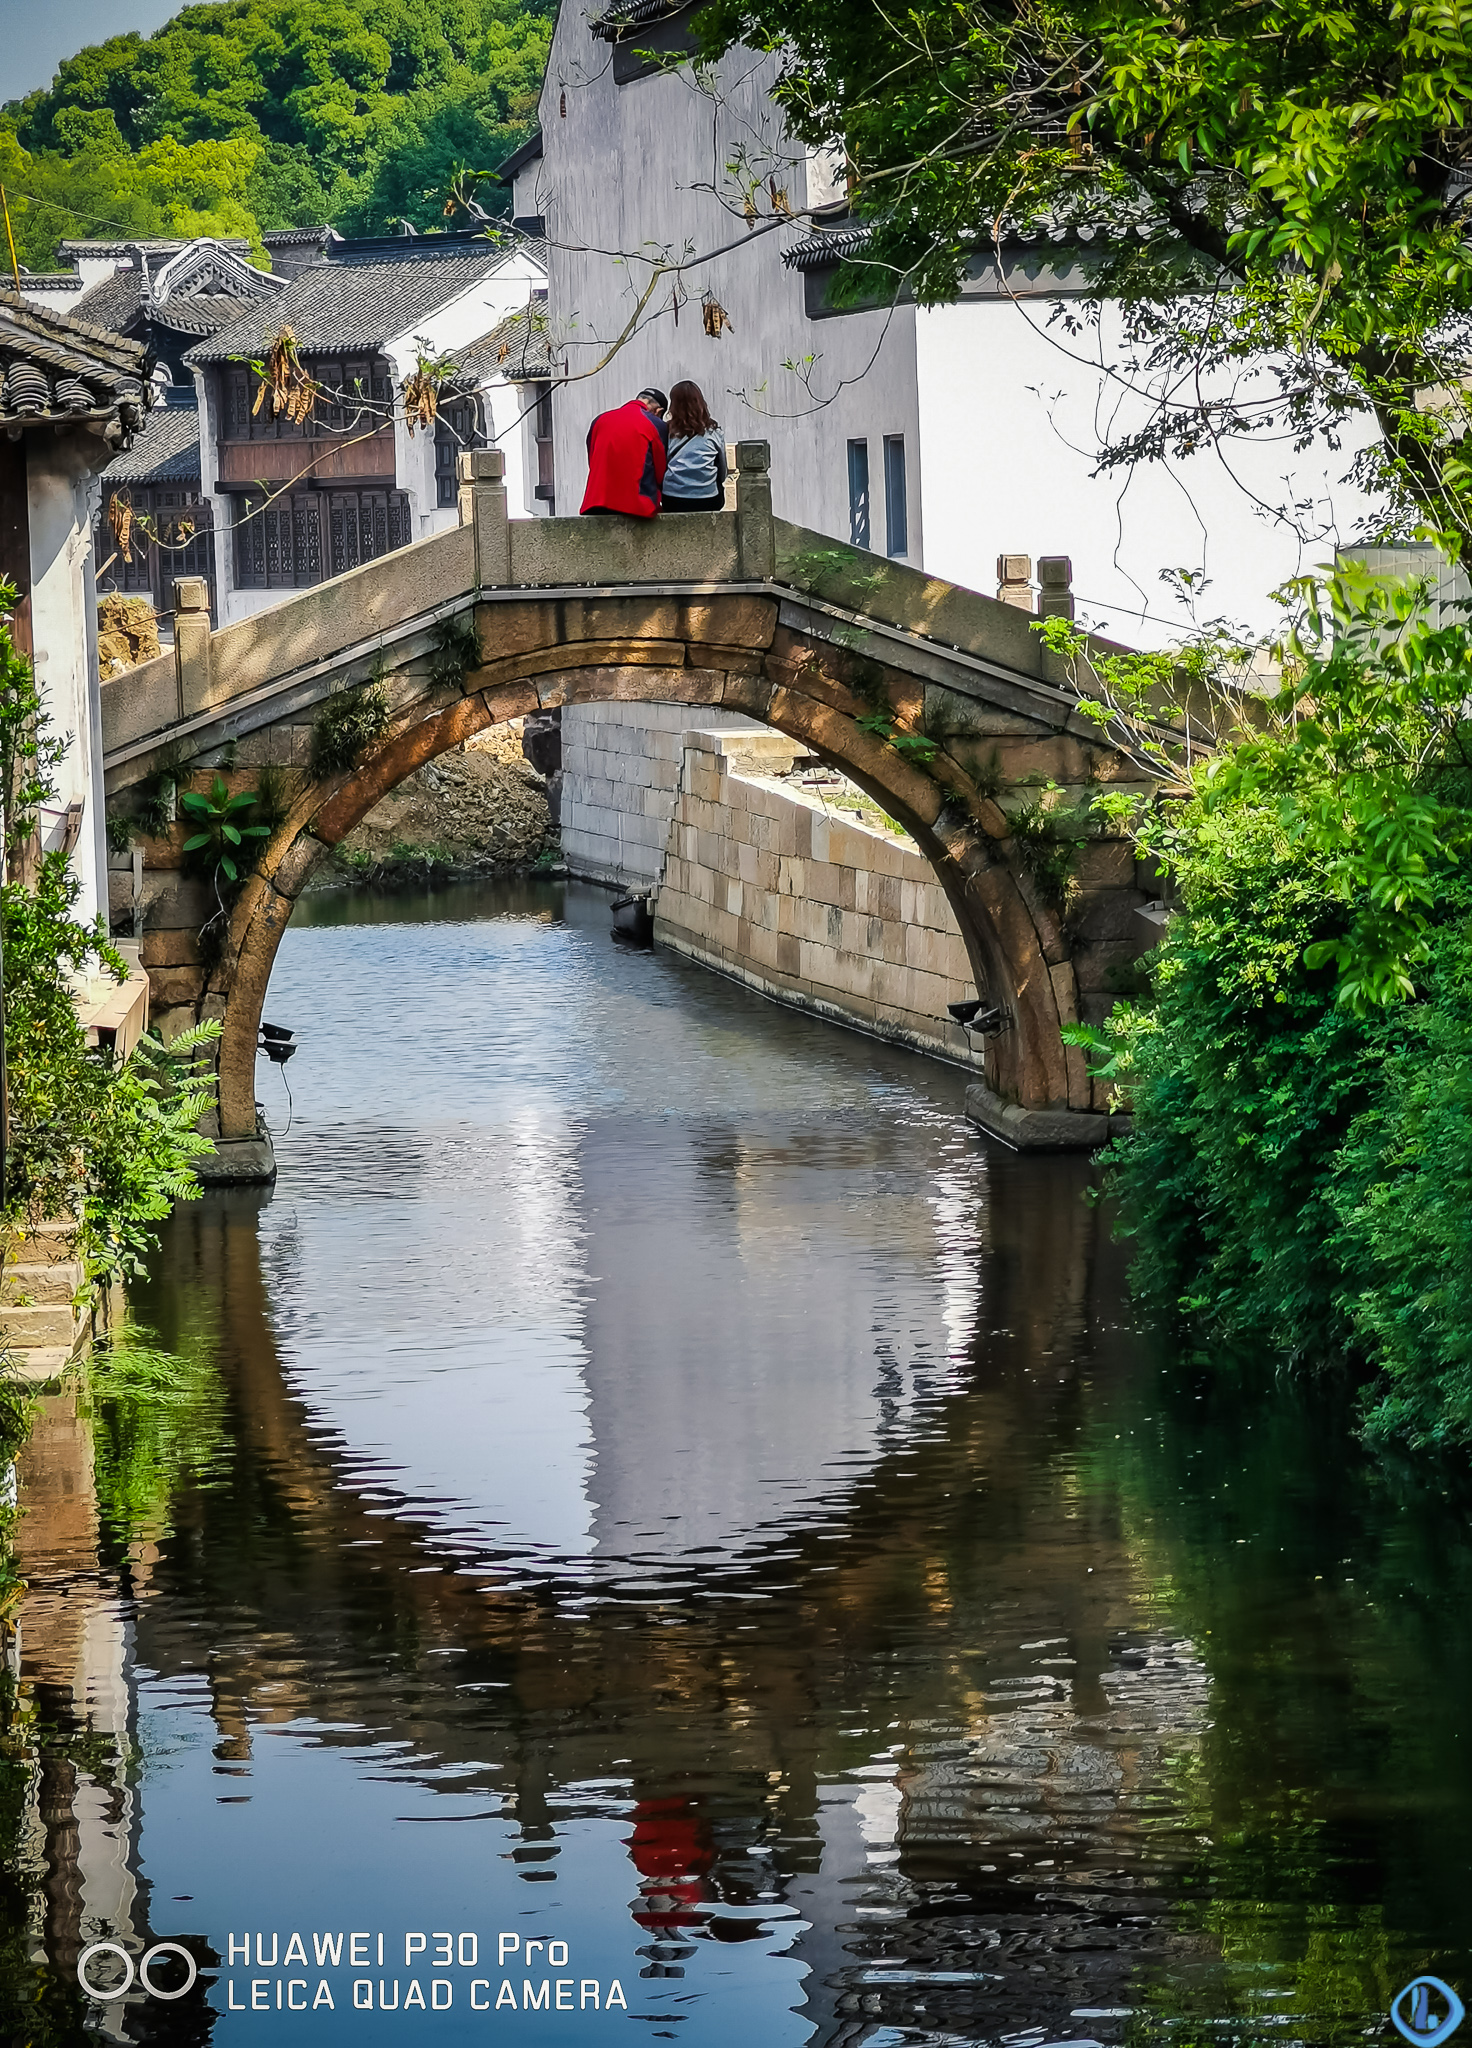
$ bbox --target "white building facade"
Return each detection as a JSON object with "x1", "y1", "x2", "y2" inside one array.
[
  {"x1": 0, "y1": 290, "x2": 152, "y2": 925},
  {"x1": 509, "y1": 0, "x2": 1379, "y2": 646}
]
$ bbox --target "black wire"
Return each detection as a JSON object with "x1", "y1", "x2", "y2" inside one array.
[{"x1": 259, "y1": 1055, "x2": 295, "y2": 1137}]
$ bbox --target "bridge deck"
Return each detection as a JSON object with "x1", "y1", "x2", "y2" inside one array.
[{"x1": 101, "y1": 504, "x2": 1137, "y2": 786}]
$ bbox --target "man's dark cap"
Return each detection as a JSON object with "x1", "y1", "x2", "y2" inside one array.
[{"x1": 637, "y1": 387, "x2": 669, "y2": 410}]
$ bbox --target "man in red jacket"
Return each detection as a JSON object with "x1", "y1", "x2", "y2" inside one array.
[{"x1": 580, "y1": 388, "x2": 669, "y2": 518}]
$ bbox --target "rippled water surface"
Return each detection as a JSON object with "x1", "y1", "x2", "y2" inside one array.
[{"x1": 6, "y1": 879, "x2": 1471, "y2": 2047}]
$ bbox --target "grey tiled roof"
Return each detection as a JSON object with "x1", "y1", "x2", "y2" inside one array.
[
  {"x1": 75, "y1": 271, "x2": 145, "y2": 330},
  {"x1": 76, "y1": 267, "x2": 280, "y2": 340},
  {"x1": 450, "y1": 304, "x2": 554, "y2": 385},
  {"x1": 18, "y1": 273, "x2": 84, "y2": 293},
  {"x1": 58, "y1": 237, "x2": 250, "y2": 261},
  {"x1": 782, "y1": 222, "x2": 874, "y2": 272},
  {"x1": 784, "y1": 207, "x2": 1187, "y2": 272},
  {"x1": 0, "y1": 290, "x2": 149, "y2": 439},
  {"x1": 183, "y1": 247, "x2": 517, "y2": 363},
  {"x1": 102, "y1": 401, "x2": 201, "y2": 483},
  {"x1": 589, "y1": 0, "x2": 685, "y2": 37}
]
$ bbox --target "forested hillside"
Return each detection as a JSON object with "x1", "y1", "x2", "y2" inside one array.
[{"x1": 0, "y1": 0, "x2": 552, "y2": 268}]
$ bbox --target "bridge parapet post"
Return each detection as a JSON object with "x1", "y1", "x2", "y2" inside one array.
[
  {"x1": 172, "y1": 576, "x2": 213, "y2": 718},
  {"x1": 735, "y1": 441, "x2": 774, "y2": 582},
  {"x1": 458, "y1": 448, "x2": 511, "y2": 589}
]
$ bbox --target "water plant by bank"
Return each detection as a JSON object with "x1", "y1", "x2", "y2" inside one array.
[{"x1": 1069, "y1": 560, "x2": 1472, "y2": 1452}]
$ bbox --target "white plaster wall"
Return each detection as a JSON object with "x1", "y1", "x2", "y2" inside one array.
[
  {"x1": 384, "y1": 250, "x2": 547, "y2": 542},
  {"x1": 532, "y1": 14, "x2": 923, "y2": 558},
  {"x1": 15, "y1": 281, "x2": 85, "y2": 312},
  {"x1": 560, "y1": 699, "x2": 760, "y2": 886},
  {"x1": 915, "y1": 296, "x2": 1383, "y2": 647},
  {"x1": 26, "y1": 438, "x2": 109, "y2": 924}
]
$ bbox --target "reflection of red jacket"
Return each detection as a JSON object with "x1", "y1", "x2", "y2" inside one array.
[
  {"x1": 627, "y1": 1798, "x2": 713, "y2": 1933},
  {"x1": 581, "y1": 401, "x2": 667, "y2": 517}
]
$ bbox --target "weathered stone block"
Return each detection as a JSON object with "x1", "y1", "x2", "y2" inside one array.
[
  {"x1": 140, "y1": 928, "x2": 203, "y2": 968},
  {"x1": 1074, "y1": 941, "x2": 1151, "y2": 995},
  {"x1": 923, "y1": 685, "x2": 1048, "y2": 741},
  {"x1": 141, "y1": 869, "x2": 217, "y2": 930},
  {"x1": 100, "y1": 649, "x2": 180, "y2": 758},
  {"x1": 1070, "y1": 889, "x2": 1154, "y2": 945},
  {"x1": 1073, "y1": 838, "x2": 1139, "y2": 889},
  {"x1": 271, "y1": 831, "x2": 329, "y2": 900},
  {"x1": 681, "y1": 597, "x2": 779, "y2": 649},
  {"x1": 147, "y1": 964, "x2": 208, "y2": 1010}
]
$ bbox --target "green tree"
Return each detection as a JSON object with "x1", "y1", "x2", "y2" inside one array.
[
  {"x1": 0, "y1": 0, "x2": 554, "y2": 261},
  {"x1": 0, "y1": 581, "x2": 221, "y2": 1288},
  {"x1": 696, "y1": 0, "x2": 1472, "y2": 546}
]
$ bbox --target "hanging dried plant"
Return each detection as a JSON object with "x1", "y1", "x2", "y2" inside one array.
[
  {"x1": 251, "y1": 326, "x2": 318, "y2": 424},
  {"x1": 402, "y1": 337, "x2": 461, "y2": 436},
  {"x1": 701, "y1": 294, "x2": 733, "y2": 338},
  {"x1": 109, "y1": 492, "x2": 134, "y2": 565}
]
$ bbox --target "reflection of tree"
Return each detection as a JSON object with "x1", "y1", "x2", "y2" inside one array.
[
  {"x1": 1087, "y1": 1358, "x2": 1472, "y2": 2027},
  {"x1": 88, "y1": 1314, "x2": 231, "y2": 1570}
]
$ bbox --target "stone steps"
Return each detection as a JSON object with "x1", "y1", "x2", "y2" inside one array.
[
  {"x1": 2, "y1": 1223, "x2": 91, "y2": 1385},
  {"x1": 0, "y1": 1301, "x2": 82, "y2": 1347},
  {"x1": 1, "y1": 1259, "x2": 85, "y2": 1306}
]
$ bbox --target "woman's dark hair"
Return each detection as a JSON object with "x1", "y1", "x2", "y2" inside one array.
[{"x1": 667, "y1": 380, "x2": 715, "y2": 438}]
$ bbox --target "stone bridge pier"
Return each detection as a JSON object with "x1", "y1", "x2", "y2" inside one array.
[{"x1": 101, "y1": 445, "x2": 1175, "y2": 1179}]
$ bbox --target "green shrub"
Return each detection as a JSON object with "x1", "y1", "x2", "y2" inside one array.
[
  {"x1": 1097, "y1": 792, "x2": 1472, "y2": 1451},
  {"x1": 312, "y1": 676, "x2": 391, "y2": 776},
  {"x1": 0, "y1": 577, "x2": 221, "y2": 1291},
  {"x1": 1077, "y1": 559, "x2": 1472, "y2": 1452}
]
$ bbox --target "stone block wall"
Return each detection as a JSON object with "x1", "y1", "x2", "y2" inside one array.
[
  {"x1": 560, "y1": 701, "x2": 761, "y2": 886},
  {"x1": 654, "y1": 731, "x2": 984, "y2": 1069}
]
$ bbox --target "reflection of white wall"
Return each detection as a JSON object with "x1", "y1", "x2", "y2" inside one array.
[
  {"x1": 916, "y1": 297, "x2": 1381, "y2": 647},
  {"x1": 577, "y1": 1112, "x2": 977, "y2": 1565},
  {"x1": 262, "y1": 894, "x2": 983, "y2": 1581},
  {"x1": 261, "y1": 920, "x2": 599, "y2": 1564}
]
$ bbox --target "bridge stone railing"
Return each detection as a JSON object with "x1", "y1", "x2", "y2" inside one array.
[{"x1": 101, "y1": 443, "x2": 778, "y2": 772}]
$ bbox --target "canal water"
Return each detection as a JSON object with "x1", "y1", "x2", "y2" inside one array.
[{"x1": 4, "y1": 878, "x2": 1470, "y2": 2047}]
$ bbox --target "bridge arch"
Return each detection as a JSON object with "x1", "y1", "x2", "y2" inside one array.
[
  {"x1": 103, "y1": 450, "x2": 1160, "y2": 1168},
  {"x1": 212, "y1": 607, "x2": 1084, "y2": 1152}
]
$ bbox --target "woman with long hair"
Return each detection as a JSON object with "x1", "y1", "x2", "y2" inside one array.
[{"x1": 660, "y1": 380, "x2": 729, "y2": 512}]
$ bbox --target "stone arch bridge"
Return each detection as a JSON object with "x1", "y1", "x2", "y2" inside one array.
[{"x1": 102, "y1": 444, "x2": 1173, "y2": 1178}]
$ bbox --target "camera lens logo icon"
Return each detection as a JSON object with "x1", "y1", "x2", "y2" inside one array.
[
  {"x1": 1392, "y1": 1978, "x2": 1466, "y2": 2048},
  {"x1": 77, "y1": 1941, "x2": 198, "y2": 2002}
]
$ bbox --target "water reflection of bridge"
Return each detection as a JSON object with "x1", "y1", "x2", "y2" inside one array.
[{"x1": 13, "y1": 1108, "x2": 1212, "y2": 2042}]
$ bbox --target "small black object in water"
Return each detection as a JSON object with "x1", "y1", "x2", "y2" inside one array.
[
  {"x1": 610, "y1": 893, "x2": 654, "y2": 946},
  {"x1": 259, "y1": 1021, "x2": 297, "y2": 1063}
]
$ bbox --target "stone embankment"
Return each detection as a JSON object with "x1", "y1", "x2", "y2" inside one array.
[{"x1": 310, "y1": 722, "x2": 558, "y2": 888}]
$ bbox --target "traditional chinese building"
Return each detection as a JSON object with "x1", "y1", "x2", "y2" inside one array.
[{"x1": 181, "y1": 230, "x2": 550, "y2": 623}]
